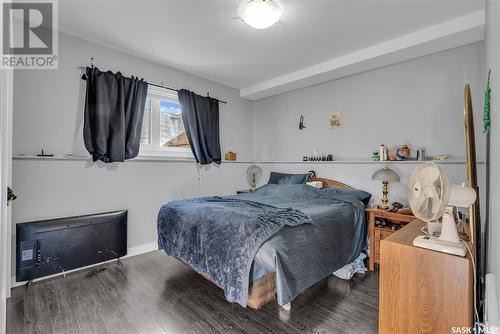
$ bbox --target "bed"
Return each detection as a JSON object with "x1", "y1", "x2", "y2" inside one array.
[{"x1": 157, "y1": 176, "x2": 370, "y2": 309}]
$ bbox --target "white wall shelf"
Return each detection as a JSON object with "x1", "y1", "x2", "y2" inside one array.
[
  {"x1": 13, "y1": 155, "x2": 484, "y2": 165},
  {"x1": 12, "y1": 155, "x2": 256, "y2": 164},
  {"x1": 252, "y1": 160, "x2": 485, "y2": 165}
]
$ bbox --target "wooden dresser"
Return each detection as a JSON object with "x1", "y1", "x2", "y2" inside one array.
[{"x1": 379, "y1": 219, "x2": 473, "y2": 334}]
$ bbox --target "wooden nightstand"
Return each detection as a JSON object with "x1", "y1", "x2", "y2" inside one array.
[{"x1": 366, "y1": 207, "x2": 415, "y2": 271}]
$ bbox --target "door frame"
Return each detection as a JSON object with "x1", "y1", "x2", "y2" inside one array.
[{"x1": 0, "y1": 67, "x2": 13, "y2": 334}]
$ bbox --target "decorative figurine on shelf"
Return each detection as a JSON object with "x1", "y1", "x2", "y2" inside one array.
[
  {"x1": 303, "y1": 153, "x2": 334, "y2": 161},
  {"x1": 372, "y1": 151, "x2": 380, "y2": 161},
  {"x1": 302, "y1": 149, "x2": 333, "y2": 162},
  {"x1": 379, "y1": 144, "x2": 388, "y2": 161},
  {"x1": 388, "y1": 144, "x2": 411, "y2": 161}
]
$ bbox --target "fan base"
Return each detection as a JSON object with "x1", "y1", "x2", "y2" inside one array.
[{"x1": 413, "y1": 235, "x2": 467, "y2": 257}]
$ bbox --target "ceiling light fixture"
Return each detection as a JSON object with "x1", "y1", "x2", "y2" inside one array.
[{"x1": 241, "y1": 0, "x2": 281, "y2": 29}]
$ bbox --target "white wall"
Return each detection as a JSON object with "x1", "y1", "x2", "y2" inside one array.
[
  {"x1": 485, "y1": 0, "x2": 500, "y2": 295},
  {"x1": 12, "y1": 159, "x2": 251, "y2": 251},
  {"x1": 11, "y1": 32, "x2": 254, "y2": 274},
  {"x1": 252, "y1": 43, "x2": 487, "y2": 206},
  {"x1": 254, "y1": 43, "x2": 485, "y2": 161},
  {"x1": 13, "y1": 33, "x2": 254, "y2": 159}
]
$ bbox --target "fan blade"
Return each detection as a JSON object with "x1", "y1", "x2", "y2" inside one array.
[
  {"x1": 421, "y1": 165, "x2": 441, "y2": 185},
  {"x1": 413, "y1": 193, "x2": 430, "y2": 215},
  {"x1": 422, "y1": 185, "x2": 440, "y2": 199}
]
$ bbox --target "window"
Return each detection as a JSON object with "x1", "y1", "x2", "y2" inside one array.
[{"x1": 140, "y1": 87, "x2": 191, "y2": 157}]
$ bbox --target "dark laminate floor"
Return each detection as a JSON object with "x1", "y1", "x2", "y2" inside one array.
[{"x1": 7, "y1": 251, "x2": 379, "y2": 334}]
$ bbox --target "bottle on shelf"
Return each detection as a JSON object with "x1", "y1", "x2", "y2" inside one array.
[{"x1": 379, "y1": 144, "x2": 388, "y2": 161}]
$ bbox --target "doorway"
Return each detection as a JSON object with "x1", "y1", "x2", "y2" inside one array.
[{"x1": 0, "y1": 68, "x2": 13, "y2": 334}]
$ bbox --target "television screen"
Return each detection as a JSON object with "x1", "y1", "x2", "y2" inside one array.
[{"x1": 16, "y1": 210, "x2": 127, "y2": 282}]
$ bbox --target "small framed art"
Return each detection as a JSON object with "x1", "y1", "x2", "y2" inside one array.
[{"x1": 330, "y1": 108, "x2": 343, "y2": 128}]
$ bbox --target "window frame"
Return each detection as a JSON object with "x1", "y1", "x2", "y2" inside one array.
[{"x1": 139, "y1": 87, "x2": 192, "y2": 158}]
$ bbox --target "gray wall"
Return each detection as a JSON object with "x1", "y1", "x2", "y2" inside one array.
[
  {"x1": 12, "y1": 159, "x2": 251, "y2": 252},
  {"x1": 252, "y1": 43, "x2": 486, "y2": 208},
  {"x1": 13, "y1": 33, "x2": 254, "y2": 159},
  {"x1": 11, "y1": 33, "x2": 254, "y2": 266},
  {"x1": 253, "y1": 43, "x2": 485, "y2": 162}
]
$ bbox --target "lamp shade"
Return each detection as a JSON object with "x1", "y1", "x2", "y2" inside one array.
[
  {"x1": 241, "y1": 0, "x2": 282, "y2": 29},
  {"x1": 371, "y1": 167, "x2": 400, "y2": 182}
]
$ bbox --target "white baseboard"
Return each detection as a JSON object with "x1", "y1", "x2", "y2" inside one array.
[
  {"x1": 11, "y1": 242, "x2": 159, "y2": 288},
  {"x1": 126, "y1": 242, "x2": 158, "y2": 258}
]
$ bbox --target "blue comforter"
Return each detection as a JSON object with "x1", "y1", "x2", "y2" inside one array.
[{"x1": 157, "y1": 184, "x2": 367, "y2": 307}]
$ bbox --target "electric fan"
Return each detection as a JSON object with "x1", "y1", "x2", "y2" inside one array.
[
  {"x1": 409, "y1": 162, "x2": 477, "y2": 256},
  {"x1": 246, "y1": 165, "x2": 262, "y2": 191}
]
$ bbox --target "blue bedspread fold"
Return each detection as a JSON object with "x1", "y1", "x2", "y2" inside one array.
[{"x1": 157, "y1": 196, "x2": 312, "y2": 306}]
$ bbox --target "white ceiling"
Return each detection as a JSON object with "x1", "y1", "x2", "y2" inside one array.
[{"x1": 59, "y1": 0, "x2": 485, "y2": 97}]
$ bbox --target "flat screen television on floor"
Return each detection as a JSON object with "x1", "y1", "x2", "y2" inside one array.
[{"x1": 16, "y1": 210, "x2": 127, "y2": 282}]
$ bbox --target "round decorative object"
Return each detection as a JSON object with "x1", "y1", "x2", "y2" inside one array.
[
  {"x1": 396, "y1": 145, "x2": 411, "y2": 160},
  {"x1": 388, "y1": 145, "x2": 411, "y2": 160}
]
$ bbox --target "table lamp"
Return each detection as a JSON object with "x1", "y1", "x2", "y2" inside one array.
[{"x1": 371, "y1": 166, "x2": 400, "y2": 209}]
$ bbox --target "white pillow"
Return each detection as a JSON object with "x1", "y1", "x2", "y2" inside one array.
[{"x1": 306, "y1": 181, "x2": 323, "y2": 188}]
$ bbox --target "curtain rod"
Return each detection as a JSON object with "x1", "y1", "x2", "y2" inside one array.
[{"x1": 78, "y1": 66, "x2": 228, "y2": 104}]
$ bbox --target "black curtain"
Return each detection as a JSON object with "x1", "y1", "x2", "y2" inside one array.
[
  {"x1": 177, "y1": 89, "x2": 221, "y2": 165},
  {"x1": 82, "y1": 67, "x2": 148, "y2": 163}
]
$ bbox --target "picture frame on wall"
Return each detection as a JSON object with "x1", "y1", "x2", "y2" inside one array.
[{"x1": 330, "y1": 108, "x2": 343, "y2": 128}]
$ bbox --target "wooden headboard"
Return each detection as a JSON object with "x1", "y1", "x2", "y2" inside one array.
[{"x1": 310, "y1": 177, "x2": 352, "y2": 189}]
